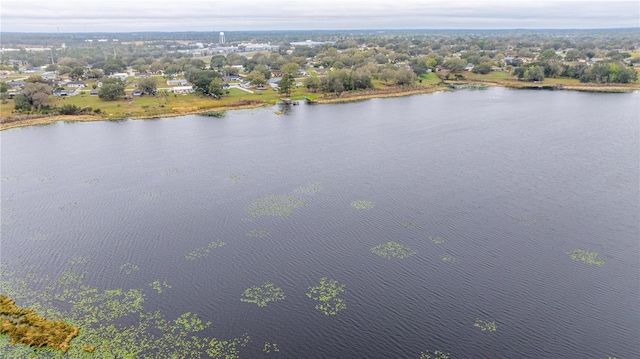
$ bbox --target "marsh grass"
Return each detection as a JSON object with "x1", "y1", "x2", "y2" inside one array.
[
  {"x1": 246, "y1": 194, "x2": 307, "y2": 217},
  {"x1": 474, "y1": 318, "x2": 497, "y2": 332},
  {"x1": 295, "y1": 181, "x2": 323, "y2": 194},
  {"x1": 351, "y1": 199, "x2": 374, "y2": 210},
  {"x1": 420, "y1": 350, "x2": 450, "y2": 359},
  {"x1": 185, "y1": 241, "x2": 226, "y2": 260},
  {"x1": 0, "y1": 294, "x2": 80, "y2": 353},
  {"x1": 567, "y1": 249, "x2": 605, "y2": 266},
  {"x1": 246, "y1": 229, "x2": 269, "y2": 238}
]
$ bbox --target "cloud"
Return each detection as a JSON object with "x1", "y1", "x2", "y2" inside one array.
[{"x1": 1, "y1": 0, "x2": 638, "y2": 32}]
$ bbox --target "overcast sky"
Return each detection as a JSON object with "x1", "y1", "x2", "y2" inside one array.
[{"x1": 1, "y1": 0, "x2": 638, "y2": 32}]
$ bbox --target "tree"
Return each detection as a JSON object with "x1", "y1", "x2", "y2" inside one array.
[
  {"x1": 137, "y1": 77, "x2": 157, "y2": 94},
  {"x1": 98, "y1": 79, "x2": 125, "y2": 100},
  {"x1": 208, "y1": 78, "x2": 225, "y2": 98},
  {"x1": 253, "y1": 64, "x2": 271, "y2": 80},
  {"x1": 281, "y1": 62, "x2": 299, "y2": 76},
  {"x1": 21, "y1": 83, "x2": 53, "y2": 110},
  {"x1": 472, "y1": 62, "x2": 493, "y2": 74},
  {"x1": 304, "y1": 76, "x2": 321, "y2": 92},
  {"x1": 394, "y1": 68, "x2": 417, "y2": 86},
  {"x1": 70, "y1": 66, "x2": 85, "y2": 80},
  {"x1": 278, "y1": 73, "x2": 295, "y2": 97},
  {"x1": 185, "y1": 69, "x2": 221, "y2": 94},
  {"x1": 246, "y1": 70, "x2": 267, "y2": 86},
  {"x1": 442, "y1": 58, "x2": 467, "y2": 72},
  {"x1": 210, "y1": 55, "x2": 228, "y2": 70}
]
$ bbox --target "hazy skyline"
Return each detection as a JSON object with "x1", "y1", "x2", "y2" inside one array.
[{"x1": 1, "y1": 0, "x2": 638, "y2": 33}]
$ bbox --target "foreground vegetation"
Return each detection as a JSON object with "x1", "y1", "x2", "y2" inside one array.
[{"x1": 0, "y1": 294, "x2": 80, "y2": 353}]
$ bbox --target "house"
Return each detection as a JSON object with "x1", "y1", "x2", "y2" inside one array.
[
  {"x1": 7, "y1": 81, "x2": 26, "y2": 88},
  {"x1": 135, "y1": 73, "x2": 152, "y2": 79},
  {"x1": 222, "y1": 75, "x2": 242, "y2": 82},
  {"x1": 464, "y1": 63, "x2": 474, "y2": 71},
  {"x1": 53, "y1": 89, "x2": 77, "y2": 97},
  {"x1": 67, "y1": 81, "x2": 87, "y2": 88},
  {"x1": 90, "y1": 90, "x2": 99, "y2": 96},
  {"x1": 110, "y1": 73, "x2": 128, "y2": 81},
  {"x1": 132, "y1": 90, "x2": 144, "y2": 97},
  {"x1": 41, "y1": 73, "x2": 57, "y2": 80},
  {"x1": 172, "y1": 86, "x2": 194, "y2": 94},
  {"x1": 167, "y1": 79, "x2": 189, "y2": 86}
]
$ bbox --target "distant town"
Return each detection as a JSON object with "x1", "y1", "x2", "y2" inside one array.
[{"x1": 1, "y1": 29, "x2": 638, "y2": 128}]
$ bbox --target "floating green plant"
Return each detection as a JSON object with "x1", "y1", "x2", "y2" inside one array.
[
  {"x1": 420, "y1": 350, "x2": 450, "y2": 359},
  {"x1": 84, "y1": 178, "x2": 100, "y2": 185},
  {"x1": 440, "y1": 254, "x2": 455, "y2": 263},
  {"x1": 120, "y1": 263, "x2": 139, "y2": 274},
  {"x1": 246, "y1": 194, "x2": 307, "y2": 217},
  {"x1": 295, "y1": 181, "x2": 324, "y2": 194},
  {"x1": 227, "y1": 173, "x2": 246, "y2": 183},
  {"x1": 0, "y1": 258, "x2": 252, "y2": 358},
  {"x1": 517, "y1": 216, "x2": 537, "y2": 226},
  {"x1": 36, "y1": 175, "x2": 53, "y2": 181},
  {"x1": 185, "y1": 241, "x2": 226, "y2": 260},
  {"x1": 370, "y1": 241, "x2": 417, "y2": 259},
  {"x1": 401, "y1": 221, "x2": 418, "y2": 229},
  {"x1": 246, "y1": 229, "x2": 269, "y2": 238},
  {"x1": 351, "y1": 199, "x2": 374, "y2": 210},
  {"x1": 263, "y1": 341, "x2": 280, "y2": 353},
  {"x1": 140, "y1": 190, "x2": 164, "y2": 200},
  {"x1": 0, "y1": 294, "x2": 80, "y2": 353},
  {"x1": 307, "y1": 278, "x2": 347, "y2": 316},
  {"x1": 567, "y1": 249, "x2": 605, "y2": 266},
  {"x1": 1, "y1": 177, "x2": 19, "y2": 182},
  {"x1": 149, "y1": 280, "x2": 171, "y2": 294},
  {"x1": 474, "y1": 318, "x2": 497, "y2": 332},
  {"x1": 429, "y1": 236, "x2": 446, "y2": 244},
  {"x1": 164, "y1": 168, "x2": 183, "y2": 176},
  {"x1": 240, "y1": 282, "x2": 285, "y2": 307},
  {"x1": 58, "y1": 202, "x2": 77, "y2": 211}
]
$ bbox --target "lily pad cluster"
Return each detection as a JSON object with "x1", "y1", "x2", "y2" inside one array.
[
  {"x1": 0, "y1": 259, "x2": 252, "y2": 358},
  {"x1": 401, "y1": 221, "x2": 418, "y2": 229},
  {"x1": 120, "y1": 263, "x2": 139, "y2": 274},
  {"x1": 474, "y1": 318, "x2": 497, "y2": 332},
  {"x1": 149, "y1": 280, "x2": 172, "y2": 294},
  {"x1": 295, "y1": 181, "x2": 324, "y2": 193},
  {"x1": 140, "y1": 190, "x2": 164, "y2": 200},
  {"x1": 263, "y1": 342, "x2": 280, "y2": 353},
  {"x1": 246, "y1": 229, "x2": 269, "y2": 238},
  {"x1": 440, "y1": 254, "x2": 455, "y2": 263},
  {"x1": 240, "y1": 282, "x2": 285, "y2": 307},
  {"x1": 185, "y1": 241, "x2": 226, "y2": 260},
  {"x1": 429, "y1": 236, "x2": 446, "y2": 244},
  {"x1": 567, "y1": 249, "x2": 605, "y2": 266},
  {"x1": 370, "y1": 241, "x2": 417, "y2": 259},
  {"x1": 307, "y1": 277, "x2": 347, "y2": 316},
  {"x1": 246, "y1": 194, "x2": 307, "y2": 217},
  {"x1": 227, "y1": 173, "x2": 246, "y2": 183},
  {"x1": 420, "y1": 350, "x2": 450, "y2": 359},
  {"x1": 351, "y1": 199, "x2": 374, "y2": 210}
]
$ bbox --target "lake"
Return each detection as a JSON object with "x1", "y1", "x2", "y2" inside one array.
[{"x1": 1, "y1": 88, "x2": 638, "y2": 358}]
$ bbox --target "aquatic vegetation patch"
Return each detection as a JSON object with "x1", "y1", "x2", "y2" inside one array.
[
  {"x1": 1, "y1": 259, "x2": 252, "y2": 358},
  {"x1": 246, "y1": 229, "x2": 269, "y2": 238},
  {"x1": 240, "y1": 283, "x2": 285, "y2": 307},
  {"x1": 474, "y1": 318, "x2": 497, "y2": 332},
  {"x1": 0, "y1": 294, "x2": 80, "y2": 353},
  {"x1": 58, "y1": 202, "x2": 77, "y2": 211},
  {"x1": 140, "y1": 190, "x2": 164, "y2": 200},
  {"x1": 401, "y1": 221, "x2": 418, "y2": 229},
  {"x1": 440, "y1": 254, "x2": 455, "y2": 263},
  {"x1": 149, "y1": 280, "x2": 172, "y2": 294},
  {"x1": 307, "y1": 277, "x2": 347, "y2": 316},
  {"x1": 567, "y1": 249, "x2": 605, "y2": 266},
  {"x1": 1, "y1": 177, "x2": 19, "y2": 182},
  {"x1": 36, "y1": 175, "x2": 53, "y2": 182},
  {"x1": 517, "y1": 216, "x2": 537, "y2": 226},
  {"x1": 370, "y1": 241, "x2": 417, "y2": 259},
  {"x1": 120, "y1": 263, "x2": 139, "y2": 274},
  {"x1": 351, "y1": 199, "x2": 374, "y2": 210},
  {"x1": 295, "y1": 181, "x2": 324, "y2": 193},
  {"x1": 429, "y1": 236, "x2": 446, "y2": 244},
  {"x1": 420, "y1": 350, "x2": 450, "y2": 359},
  {"x1": 164, "y1": 168, "x2": 183, "y2": 176},
  {"x1": 227, "y1": 173, "x2": 246, "y2": 183},
  {"x1": 246, "y1": 194, "x2": 307, "y2": 217},
  {"x1": 185, "y1": 241, "x2": 226, "y2": 260},
  {"x1": 84, "y1": 178, "x2": 100, "y2": 185},
  {"x1": 263, "y1": 341, "x2": 280, "y2": 353}
]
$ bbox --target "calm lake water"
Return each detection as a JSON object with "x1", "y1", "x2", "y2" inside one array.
[{"x1": 1, "y1": 88, "x2": 638, "y2": 358}]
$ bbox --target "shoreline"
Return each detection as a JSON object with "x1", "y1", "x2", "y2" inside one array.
[{"x1": 1, "y1": 82, "x2": 636, "y2": 131}]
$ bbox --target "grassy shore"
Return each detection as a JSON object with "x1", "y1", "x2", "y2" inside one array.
[{"x1": 1, "y1": 71, "x2": 637, "y2": 131}]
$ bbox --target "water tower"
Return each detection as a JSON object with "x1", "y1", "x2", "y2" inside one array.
[{"x1": 219, "y1": 32, "x2": 225, "y2": 44}]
